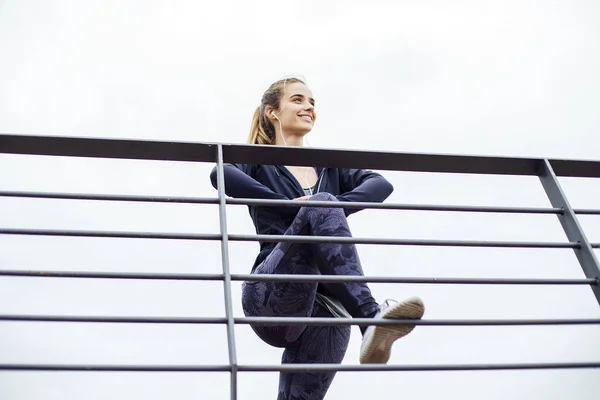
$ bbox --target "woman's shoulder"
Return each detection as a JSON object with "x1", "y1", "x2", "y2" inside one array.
[
  {"x1": 226, "y1": 163, "x2": 257, "y2": 173},
  {"x1": 232, "y1": 163, "x2": 276, "y2": 179}
]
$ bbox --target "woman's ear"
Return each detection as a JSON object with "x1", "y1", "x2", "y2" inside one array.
[{"x1": 264, "y1": 106, "x2": 277, "y2": 120}]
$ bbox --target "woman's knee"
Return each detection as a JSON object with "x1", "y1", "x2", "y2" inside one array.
[
  {"x1": 302, "y1": 192, "x2": 346, "y2": 225},
  {"x1": 303, "y1": 192, "x2": 343, "y2": 216},
  {"x1": 311, "y1": 192, "x2": 338, "y2": 202},
  {"x1": 242, "y1": 282, "x2": 308, "y2": 347},
  {"x1": 250, "y1": 324, "x2": 305, "y2": 348}
]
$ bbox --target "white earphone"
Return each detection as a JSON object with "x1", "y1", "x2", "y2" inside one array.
[{"x1": 270, "y1": 109, "x2": 313, "y2": 191}]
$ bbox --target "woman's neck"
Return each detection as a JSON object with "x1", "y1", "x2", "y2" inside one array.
[{"x1": 274, "y1": 132, "x2": 304, "y2": 147}]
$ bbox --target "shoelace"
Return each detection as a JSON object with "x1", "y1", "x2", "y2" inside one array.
[{"x1": 380, "y1": 298, "x2": 398, "y2": 311}]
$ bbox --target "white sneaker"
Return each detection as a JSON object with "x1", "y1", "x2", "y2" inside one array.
[{"x1": 359, "y1": 297, "x2": 425, "y2": 364}]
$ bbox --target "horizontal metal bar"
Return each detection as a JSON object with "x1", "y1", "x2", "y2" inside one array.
[
  {"x1": 574, "y1": 209, "x2": 600, "y2": 215},
  {"x1": 240, "y1": 362, "x2": 600, "y2": 372},
  {"x1": 0, "y1": 190, "x2": 563, "y2": 215},
  {"x1": 0, "y1": 269, "x2": 596, "y2": 285},
  {"x1": 1, "y1": 362, "x2": 599, "y2": 372},
  {"x1": 228, "y1": 198, "x2": 562, "y2": 214},
  {"x1": 0, "y1": 270, "x2": 219, "y2": 281},
  {"x1": 0, "y1": 191, "x2": 218, "y2": 205},
  {"x1": 2, "y1": 133, "x2": 599, "y2": 177},
  {"x1": 0, "y1": 228, "x2": 578, "y2": 248},
  {"x1": 0, "y1": 315, "x2": 226, "y2": 324},
  {"x1": 239, "y1": 275, "x2": 598, "y2": 285},
  {"x1": 0, "y1": 228, "x2": 221, "y2": 240},
  {"x1": 240, "y1": 317, "x2": 600, "y2": 326},
  {"x1": 0, "y1": 364, "x2": 231, "y2": 372},
  {"x1": 2, "y1": 314, "x2": 599, "y2": 326}
]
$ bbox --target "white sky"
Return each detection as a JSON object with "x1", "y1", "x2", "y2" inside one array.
[{"x1": 1, "y1": 0, "x2": 599, "y2": 399}]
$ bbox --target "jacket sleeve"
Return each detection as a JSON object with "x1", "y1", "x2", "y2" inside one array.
[
  {"x1": 210, "y1": 163, "x2": 300, "y2": 219},
  {"x1": 336, "y1": 169, "x2": 394, "y2": 216},
  {"x1": 210, "y1": 163, "x2": 289, "y2": 200}
]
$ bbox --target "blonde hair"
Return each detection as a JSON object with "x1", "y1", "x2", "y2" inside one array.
[{"x1": 247, "y1": 77, "x2": 305, "y2": 145}]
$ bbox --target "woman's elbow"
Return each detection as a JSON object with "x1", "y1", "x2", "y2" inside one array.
[
  {"x1": 209, "y1": 167, "x2": 218, "y2": 189},
  {"x1": 381, "y1": 178, "x2": 394, "y2": 199}
]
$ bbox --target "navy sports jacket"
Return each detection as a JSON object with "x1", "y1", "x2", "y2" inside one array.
[{"x1": 209, "y1": 164, "x2": 394, "y2": 271}]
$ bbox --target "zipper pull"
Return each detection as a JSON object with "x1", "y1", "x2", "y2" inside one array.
[{"x1": 272, "y1": 166, "x2": 280, "y2": 176}]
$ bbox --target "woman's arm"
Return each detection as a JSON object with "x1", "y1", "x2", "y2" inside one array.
[
  {"x1": 210, "y1": 163, "x2": 289, "y2": 200},
  {"x1": 336, "y1": 169, "x2": 394, "y2": 216},
  {"x1": 210, "y1": 163, "x2": 301, "y2": 219}
]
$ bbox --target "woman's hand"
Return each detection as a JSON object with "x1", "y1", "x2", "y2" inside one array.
[{"x1": 293, "y1": 195, "x2": 312, "y2": 201}]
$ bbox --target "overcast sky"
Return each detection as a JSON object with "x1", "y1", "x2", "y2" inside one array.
[{"x1": 1, "y1": 1, "x2": 599, "y2": 399}]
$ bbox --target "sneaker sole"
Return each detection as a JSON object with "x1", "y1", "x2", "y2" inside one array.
[{"x1": 359, "y1": 297, "x2": 425, "y2": 364}]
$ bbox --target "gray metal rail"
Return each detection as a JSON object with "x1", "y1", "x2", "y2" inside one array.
[
  {"x1": 0, "y1": 269, "x2": 596, "y2": 285},
  {"x1": 2, "y1": 362, "x2": 600, "y2": 372},
  {"x1": 1, "y1": 314, "x2": 600, "y2": 326},
  {"x1": 1, "y1": 133, "x2": 600, "y2": 400},
  {"x1": 0, "y1": 228, "x2": 581, "y2": 248}
]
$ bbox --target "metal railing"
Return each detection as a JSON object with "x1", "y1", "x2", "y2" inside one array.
[{"x1": 1, "y1": 133, "x2": 600, "y2": 399}]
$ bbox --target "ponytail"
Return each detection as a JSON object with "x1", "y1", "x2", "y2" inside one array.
[{"x1": 247, "y1": 107, "x2": 274, "y2": 145}]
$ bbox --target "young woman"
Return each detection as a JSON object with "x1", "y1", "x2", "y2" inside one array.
[{"x1": 210, "y1": 77, "x2": 425, "y2": 400}]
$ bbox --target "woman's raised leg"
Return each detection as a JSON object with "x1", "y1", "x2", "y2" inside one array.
[{"x1": 242, "y1": 192, "x2": 379, "y2": 347}]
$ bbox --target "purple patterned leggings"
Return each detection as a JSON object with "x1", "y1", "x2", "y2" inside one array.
[{"x1": 242, "y1": 193, "x2": 379, "y2": 399}]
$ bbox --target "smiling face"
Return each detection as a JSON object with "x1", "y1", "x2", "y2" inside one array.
[{"x1": 269, "y1": 81, "x2": 316, "y2": 138}]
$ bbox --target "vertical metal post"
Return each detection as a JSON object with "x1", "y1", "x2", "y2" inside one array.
[
  {"x1": 538, "y1": 159, "x2": 600, "y2": 305},
  {"x1": 216, "y1": 144, "x2": 238, "y2": 399}
]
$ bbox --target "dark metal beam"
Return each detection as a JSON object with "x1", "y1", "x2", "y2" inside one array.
[
  {"x1": 548, "y1": 159, "x2": 600, "y2": 179},
  {"x1": 2, "y1": 133, "x2": 598, "y2": 177},
  {"x1": 0, "y1": 134, "x2": 217, "y2": 162},
  {"x1": 220, "y1": 142, "x2": 544, "y2": 174}
]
